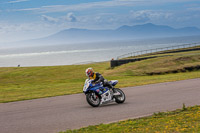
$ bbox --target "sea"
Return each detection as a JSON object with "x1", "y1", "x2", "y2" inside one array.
[{"x1": 0, "y1": 36, "x2": 200, "y2": 67}]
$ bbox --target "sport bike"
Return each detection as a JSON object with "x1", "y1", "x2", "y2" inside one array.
[{"x1": 83, "y1": 79, "x2": 125, "y2": 107}]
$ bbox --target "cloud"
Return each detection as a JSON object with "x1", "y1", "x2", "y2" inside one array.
[
  {"x1": 65, "y1": 13, "x2": 77, "y2": 22},
  {"x1": 0, "y1": 22, "x2": 62, "y2": 43},
  {"x1": 41, "y1": 13, "x2": 77, "y2": 24},
  {"x1": 13, "y1": 0, "x2": 147, "y2": 13},
  {"x1": 6, "y1": 0, "x2": 29, "y2": 4},
  {"x1": 41, "y1": 15, "x2": 58, "y2": 23},
  {"x1": 12, "y1": 0, "x2": 197, "y2": 13},
  {"x1": 129, "y1": 10, "x2": 173, "y2": 23},
  {"x1": 187, "y1": 7, "x2": 200, "y2": 11}
]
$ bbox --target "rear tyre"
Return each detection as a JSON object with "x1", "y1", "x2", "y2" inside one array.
[
  {"x1": 86, "y1": 92, "x2": 100, "y2": 107},
  {"x1": 113, "y1": 88, "x2": 125, "y2": 104}
]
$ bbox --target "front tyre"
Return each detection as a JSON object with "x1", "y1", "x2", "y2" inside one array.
[
  {"x1": 86, "y1": 92, "x2": 100, "y2": 107},
  {"x1": 113, "y1": 88, "x2": 126, "y2": 104}
]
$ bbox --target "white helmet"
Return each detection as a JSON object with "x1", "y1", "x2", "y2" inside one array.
[{"x1": 85, "y1": 68, "x2": 94, "y2": 77}]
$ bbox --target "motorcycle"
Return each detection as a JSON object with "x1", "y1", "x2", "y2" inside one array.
[{"x1": 83, "y1": 79, "x2": 126, "y2": 107}]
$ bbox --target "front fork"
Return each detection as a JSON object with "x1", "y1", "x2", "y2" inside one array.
[{"x1": 91, "y1": 92, "x2": 98, "y2": 100}]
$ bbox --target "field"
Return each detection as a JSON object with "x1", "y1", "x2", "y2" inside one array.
[{"x1": 0, "y1": 46, "x2": 200, "y2": 103}]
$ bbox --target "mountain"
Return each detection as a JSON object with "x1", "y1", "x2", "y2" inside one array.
[
  {"x1": 43, "y1": 23, "x2": 200, "y2": 44},
  {"x1": 116, "y1": 23, "x2": 200, "y2": 37},
  {"x1": 117, "y1": 23, "x2": 174, "y2": 33},
  {"x1": 3, "y1": 23, "x2": 200, "y2": 47}
]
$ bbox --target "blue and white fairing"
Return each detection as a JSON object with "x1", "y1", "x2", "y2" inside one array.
[
  {"x1": 83, "y1": 79, "x2": 107, "y2": 95},
  {"x1": 109, "y1": 80, "x2": 118, "y2": 86},
  {"x1": 83, "y1": 79, "x2": 118, "y2": 95}
]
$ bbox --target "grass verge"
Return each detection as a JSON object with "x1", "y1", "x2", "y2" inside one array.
[{"x1": 61, "y1": 105, "x2": 200, "y2": 133}]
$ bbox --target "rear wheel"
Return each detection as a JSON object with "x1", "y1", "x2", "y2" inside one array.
[
  {"x1": 86, "y1": 92, "x2": 100, "y2": 107},
  {"x1": 113, "y1": 88, "x2": 125, "y2": 104}
]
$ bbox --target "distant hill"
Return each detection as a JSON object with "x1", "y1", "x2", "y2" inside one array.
[
  {"x1": 42, "y1": 23, "x2": 200, "y2": 44},
  {"x1": 116, "y1": 23, "x2": 200, "y2": 37},
  {"x1": 4, "y1": 23, "x2": 200, "y2": 46}
]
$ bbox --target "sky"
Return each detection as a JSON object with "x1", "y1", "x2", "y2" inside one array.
[{"x1": 0, "y1": 0, "x2": 200, "y2": 43}]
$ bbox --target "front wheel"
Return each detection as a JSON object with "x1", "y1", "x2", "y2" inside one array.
[
  {"x1": 86, "y1": 92, "x2": 101, "y2": 107},
  {"x1": 113, "y1": 88, "x2": 126, "y2": 104}
]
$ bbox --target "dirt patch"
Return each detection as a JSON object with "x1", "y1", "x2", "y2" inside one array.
[
  {"x1": 146, "y1": 65, "x2": 200, "y2": 75},
  {"x1": 175, "y1": 57, "x2": 192, "y2": 62}
]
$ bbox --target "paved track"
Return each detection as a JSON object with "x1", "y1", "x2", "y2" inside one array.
[{"x1": 0, "y1": 78, "x2": 200, "y2": 133}]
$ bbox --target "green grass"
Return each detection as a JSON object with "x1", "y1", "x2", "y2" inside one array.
[
  {"x1": 0, "y1": 46, "x2": 200, "y2": 103},
  {"x1": 0, "y1": 63, "x2": 109, "y2": 103},
  {"x1": 106, "y1": 50, "x2": 200, "y2": 76},
  {"x1": 62, "y1": 105, "x2": 200, "y2": 133}
]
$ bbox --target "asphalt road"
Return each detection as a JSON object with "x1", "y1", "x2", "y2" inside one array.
[{"x1": 0, "y1": 78, "x2": 200, "y2": 133}]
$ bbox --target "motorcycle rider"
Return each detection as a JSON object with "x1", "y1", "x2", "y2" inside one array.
[{"x1": 85, "y1": 68, "x2": 113, "y2": 89}]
